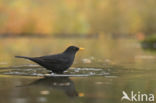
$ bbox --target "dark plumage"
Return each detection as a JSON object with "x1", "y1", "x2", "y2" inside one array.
[{"x1": 15, "y1": 46, "x2": 84, "y2": 74}]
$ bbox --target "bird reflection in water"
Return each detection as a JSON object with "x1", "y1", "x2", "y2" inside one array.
[{"x1": 20, "y1": 76, "x2": 82, "y2": 97}]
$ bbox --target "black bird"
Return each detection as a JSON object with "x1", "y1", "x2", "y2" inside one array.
[{"x1": 15, "y1": 46, "x2": 84, "y2": 74}]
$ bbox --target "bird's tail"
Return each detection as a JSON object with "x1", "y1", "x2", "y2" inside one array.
[{"x1": 15, "y1": 56, "x2": 31, "y2": 59}]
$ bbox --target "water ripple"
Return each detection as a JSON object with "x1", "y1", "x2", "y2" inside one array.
[{"x1": 0, "y1": 66, "x2": 111, "y2": 77}]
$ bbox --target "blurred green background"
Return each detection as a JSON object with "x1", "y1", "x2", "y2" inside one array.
[
  {"x1": 0, "y1": 0, "x2": 156, "y2": 37},
  {"x1": 1, "y1": 1, "x2": 156, "y2": 103}
]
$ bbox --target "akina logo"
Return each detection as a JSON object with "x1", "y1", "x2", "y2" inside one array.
[{"x1": 121, "y1": 91, "x2": 154, "y2": 102}]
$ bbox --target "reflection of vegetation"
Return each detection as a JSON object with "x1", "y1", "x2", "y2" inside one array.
[
  {"x1": 0, "y1": 36, "x2": 154, "y2": 70},
  {"x1": 0, "y1": 0, "x2": 156, "y2": 36}
]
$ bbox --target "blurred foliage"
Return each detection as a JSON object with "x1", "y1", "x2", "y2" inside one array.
[
  {"x1": 141, "y1": 34, "x2": 156, "y2": 50},
  {"x1": 142, "y1": 34, "x2": 156, "y2": 43},
  {"x1": 0, "y1": 0, "x2": 156, "y2": 36}
]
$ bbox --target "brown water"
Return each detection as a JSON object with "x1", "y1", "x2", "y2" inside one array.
[{"x1": 0, "y1": 36, "x2": 156, "y2": 103}]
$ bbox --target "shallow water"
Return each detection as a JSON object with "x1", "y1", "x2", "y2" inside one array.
[{"x1": 1, "y1": 37, "x2": 156, "y2": 103}]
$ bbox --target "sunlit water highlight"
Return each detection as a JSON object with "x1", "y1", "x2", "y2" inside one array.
[{"x1": 0, "y1": 65, "x2": 111, "y2": 77}]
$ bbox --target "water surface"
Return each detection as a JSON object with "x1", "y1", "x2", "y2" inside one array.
[{"x1": 0, "y1": 37, "x2": 156, "y2": 103}]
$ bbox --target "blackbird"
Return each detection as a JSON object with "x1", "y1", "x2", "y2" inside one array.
[{"x1": 15, "y1": 46, "x2": 84, "y2": 74}]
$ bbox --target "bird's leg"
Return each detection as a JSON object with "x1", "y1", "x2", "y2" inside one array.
[
  {"x1": 50, "y1": 72, "x2": 55, "y2": 75},
  {"x1": 47, "y1": 71, "x2": 53, "y2": 74},
  {"x1": 56, "y1": 71, "x2": 64, "y2": 74},
  {"x1": 47, "y1": 71, "x2": 64, "y2": 75}
]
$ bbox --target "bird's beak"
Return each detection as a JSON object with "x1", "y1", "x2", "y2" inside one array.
[{"x1": 79, "y1": 48, "x2": 85, "y2": 51}]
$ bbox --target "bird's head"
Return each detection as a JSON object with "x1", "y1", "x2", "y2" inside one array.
[{"x1": 63, "y1": 46, "x2": 84, "y2": 54}]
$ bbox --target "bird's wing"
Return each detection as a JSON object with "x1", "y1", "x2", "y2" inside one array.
[{"x1": 36, "y1": 54, "x2": 69, "y2": 67}]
